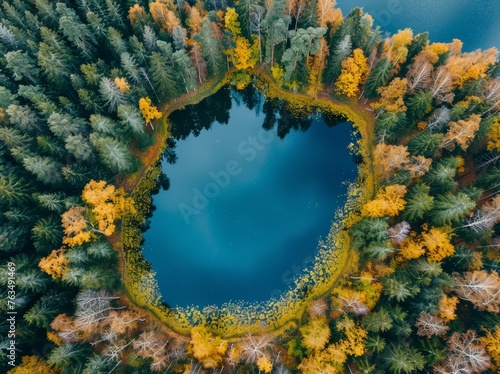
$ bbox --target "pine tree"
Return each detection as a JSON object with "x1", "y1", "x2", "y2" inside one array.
[
  {"x1": 364, "y1": 57, "x2": 392, "y2": 98},
  {"x1": 431, "y1": 192, "x2": 476, "y2": 226}
]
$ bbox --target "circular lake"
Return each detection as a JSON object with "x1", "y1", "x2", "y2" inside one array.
[{"x1": 143, "y1": 86, "x2": 356, "y2": 307}]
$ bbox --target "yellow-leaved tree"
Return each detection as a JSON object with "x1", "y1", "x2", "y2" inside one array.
[
  {"x1": 335, "y1": 48, "x2": 369, "y2": 97},
  {"x1": 300, "y1": 317, "x2": 331, "y2": 351},
  {"x1": 335, "y1": 316, "x2": 367, "y2": 357},
  {"x1": 114, "y1": 77, "x2": 130, "y2": 93},
  {"x1": 7, "y1": 355, "x2": 58, "y2": 374},
  {"x1": 189, "y1": 325, "x2": 228, "y2": 368},
  {"x1": 139, "y1": 97, "x2": 162, "y2": 130},
  {"x1": 227, "y1": 37, "x2": 259, "y2": 70},
  {"x1": 82, "y1": 180, "x2": 136, "y2": 236},
  {"x1": 38, "y1": 248, "x2": 69, "y2": 279},
  {"x1": 480, "y1": 325, "x2": 500, "y2": 371},
  {"x1": 438, "y1": 294, "x2": 459, "y2": 322},
  {"x1": 61, "y1": 180, "x2": 135, "y2": 247},
  {"x1": 396, "y1": 234, "x2": 425, "y2": 262},
  {"x1": 487, "y1": 117, "x2": 500, "y2": 151},
  {"x1": 224, "y1": 7, "x2": 241, "y2": 36},
  {"x1": 256, "y1": 356, "x2": 273, "y2": 373},
  {"x1": 421, "y1": 226, "x2": 455, "y2": 262},
  {"x1": 362, "y1": 184, "x2": 407, "y2": 218},
  {"x1": 371, "y1": 77, "x2": 408, "y2": 113}
]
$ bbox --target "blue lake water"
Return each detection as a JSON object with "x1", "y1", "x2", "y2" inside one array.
[
  {"x1": 336, "y1": 0, "x2": 500, "y2": 51},
  {"x1": 143, "y1": 88, "x2": 356, "y2": 307}
]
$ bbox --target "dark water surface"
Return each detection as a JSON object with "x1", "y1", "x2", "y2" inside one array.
[
  {"x1": 336, "y1": 0, "x2": 500, "y2": 51},
  {"x1": 143, "y1": 87, "x2": 356, "y2": 307}
]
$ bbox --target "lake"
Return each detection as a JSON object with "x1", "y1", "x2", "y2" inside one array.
[
  {"x1": 143, "y1": 87, "x2": 356, "y2": 307},
  {"x1": 336, "y1": 0, "x2": 500, "y2": 51},
  {"x1": 142, "y1": 1, "x2": 499, "y2": 308}
]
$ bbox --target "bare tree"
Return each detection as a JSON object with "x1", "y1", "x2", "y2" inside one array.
[
  {"x1": 74, "y1": 290, "x2": 123, "y2": 332},
  {"x1": 339, "y1": 294, "x2": 369, "y2": 316},
  {"x1": 454, "y1": 270, "x2": 500, "y2": 312},
  {"x1": 388, "y1": 221, "x2": 411, "y2": 244},
  {"x1": 251, "y1": 5, "x2": 265, "y2": 63},
  {"x1": 427, "y1": 107, "x2": 450, "y2": 132},
  {"x1": 434, "y1": 331, "x2": 491, "y2": 374},
  {"x1": 460, "y1": 195, "x2": 500, "y2": 234},
  {"x1": 241, "y1": 333, "x2": 274, "y2": 364},
  {"x1": 483, "y1": 78, "x2": 500, "y2": 115},
  {"x1": 308, "y1": 298, "x2": 328, "y2": 318},
  {"x1": 406, "y1": 56, "x2": 432, "y2": 92},
  {"x1": 430, "y1": 66, "x2": 454, "y2": 103},
  {"x1": 415, "y1": 311, "x2": 449, "y2": 338}
]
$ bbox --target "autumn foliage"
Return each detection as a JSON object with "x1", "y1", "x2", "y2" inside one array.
[
  {"x1": 38, "y1": 248, "x2": 69, "y2": 279},
  {"x1": 335, "y1": 48, "x2": 369, "y2": 97},
  {"x1": 139, "y1": 97, "x2": 163, "y2": 129},
  {"x1": 188, "y1": 325, "x2": 228, "y2": 368},
  {"x1": 362, "y1": 184, "x2": 407, "y2": 218}
]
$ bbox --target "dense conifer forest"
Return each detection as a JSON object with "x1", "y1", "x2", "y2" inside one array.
[{"x1": 0, "y1": 0, "x2": 499, "y2": 373}]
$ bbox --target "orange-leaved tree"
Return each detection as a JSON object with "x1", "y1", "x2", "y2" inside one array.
[
  {"x1": 371, "y1": 77, "x2": 408, "y2": 113},
  {"x1": 373, "y1": 143, "x2": 410, "y2": 180},
  {"x1": 38, "y1": 248, "x2": 69, "y2": 279},
  {"x1": 139, "y1": 97, "x2": 162, "y2": 130},
  {"x1": 441, "y1": 113, "x2": 481, "y2": 151}
]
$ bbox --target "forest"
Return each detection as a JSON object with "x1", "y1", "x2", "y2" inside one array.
[{"x1": 0, "y1": 0, "x2": 499, "y2": 373}]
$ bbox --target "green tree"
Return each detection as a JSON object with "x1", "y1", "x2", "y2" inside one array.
[
  {"x1": 403, "y1": 183, "x2": 434, "y2": 222},
  {"x1": 48, "y1": 112, "x2": 88, "y2": 140},
  {"x1": 282, "y1": 27, "x2": 326, "y2": 82},
  {"x1": 407, "y1": 131, "x2": 444, "y2": 157},
  {"x1": 423, "y1": 158, "x2": 459, "y2": 193},
  {"x1": 431, "y1": 192, "x2": 476, "y2": 226},
  {"x1": 6, "y1": 104, "x2": 39, "y2": 133},
  {"x1": 364, "y1": 58, "x2": 393, "y2": 98},
  {"x1": 107, "y1": 26, "x2": 127, "y2": 56},
  {"x1": 407, "y1": 91, "x2": 433, "y2": 120},
  {"x1": 117, "y1": 104, "x2": 145, "y2": 136},
  {"x1": 362, "y1": 308, "x2": 393, "y2": 333},
  {"x1": 196, "y1": 19, "x2": 225, "y2": 77},
  {"x1": 90, "y1": 134, "x2": 135, "y2": 173},
  {"x1": 99, "y1": 77, "x2": 126, "y2": 112},
  {"x1": 23, "y1": 156, "x2": 63, "y2": 185},
  {"x1": 148, "y1": 52, "x2": 178, "y2": 101},
  {"x1": 350, "y1": 218, "x2": 389, "y2": 249},
  {"x1": 65, "y1": 134, "x2": 95, "y2": 161},
  {"x1": 48, "y1": 343, "x2": 88, "y2": 370},
  {"x1": 173, "y1": 49, "x2": 197, "y2": 93},
  {"x1": 31, "y1": 215, "x2": 62, "y2": 252},
  {"x1": 5, "y1": 50, "x2": 40, "y2": 84},
  {"x1": 382, "y1": 342, "x2": 425, "y2": 374}
]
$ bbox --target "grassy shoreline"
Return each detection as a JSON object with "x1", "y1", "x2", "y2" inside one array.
[{"x1": 116, "y1": 69, "x2": 377, "y2": 338}]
